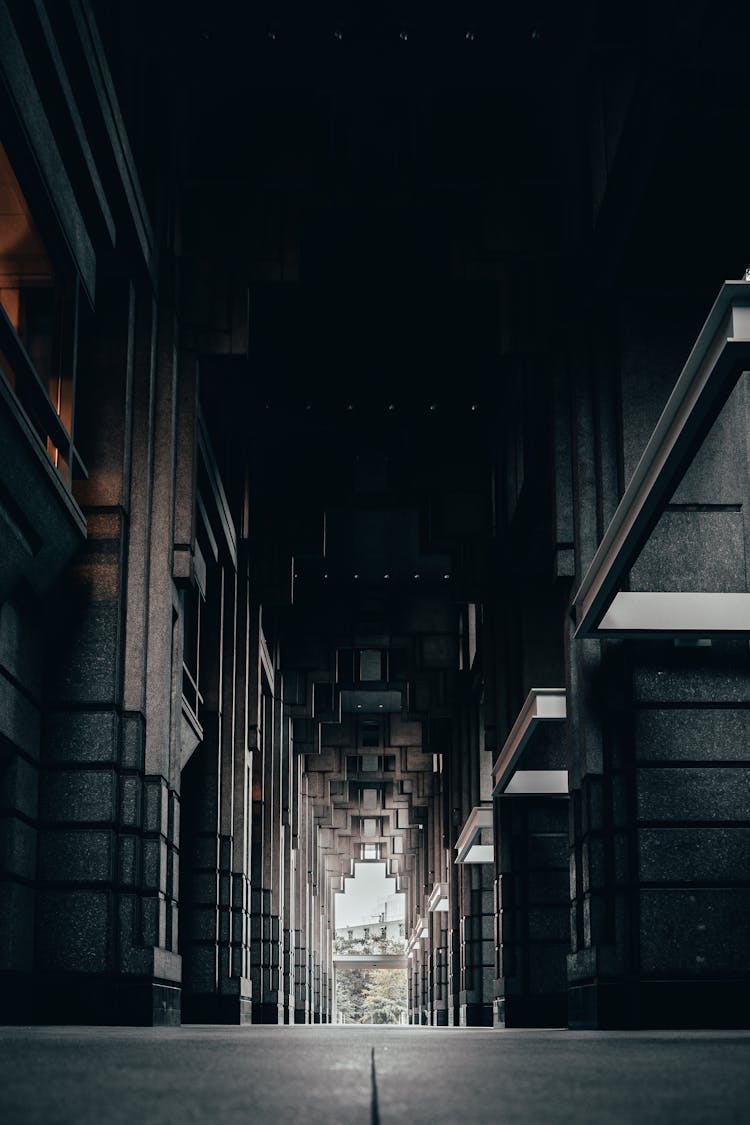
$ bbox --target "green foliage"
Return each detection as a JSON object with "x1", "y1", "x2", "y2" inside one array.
[
  {"x1": 336, "y1": 967, "x2": 369, "y2": 1023},
  {"x1": 360, "y1": 970, "x2": 407, "y2": 1025},
  {"x1": 336, "y1": 967, "x2": 407, "y2": 1025}
]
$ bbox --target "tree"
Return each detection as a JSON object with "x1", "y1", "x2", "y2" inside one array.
[
  {"x1": 336, "y1": 967, "x2": 369, "y2": 1023},
  {"x1": 360, "y1": 970, "x2": 407, "y2": 1025}
]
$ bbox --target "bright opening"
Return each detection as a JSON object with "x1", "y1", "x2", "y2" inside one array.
[{"x1": 334, "y1": 862, "x2": 407, "y2": 1024}]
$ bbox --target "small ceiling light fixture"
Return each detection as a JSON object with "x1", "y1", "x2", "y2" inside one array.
[
  {"x1": 465, "y1": 30, "x2": 476, "y2": 41},
  {"x1": 531, "y1": 28, "x2": 541, "y2": 40},
  {"x1": 429, "y1": 403, "x2": 437, "y2": 412},
  {"x1": 357, "y1": 704, "x2": 363, "y2": 709},
  {"x1": 294, "y1": 573, "x2": 299, "y2": 579},
  {"x1": 413, "y1": 573, "x2": 420, "y2": 579},
  {"x1": 353, "y1": 573, "x2": 359, "y2": 579},
  {"x1": 443, "y1": 573, "x2": 451, "y2": 580},
  {"x1": 267, "y1": 29, "x2": 277, "y2": 40},
  {"x1": 346, "y1": 403, "x2": 354, "y2": 411},
  {"x1": 383, "y1": 573, "x2": 390, "y2": 579},
  {"x1": 399, "y1": 29, "x2": 409, "y2": 41},
  {"x1": 334, "y1": 28, "x2": 343, "y2": 40},
  {"x1": 323, "y1": 573, "x2": 328, "y2": 579},
  {"x1": 470, "y1": 402, "x2": 478, "y2": 411},
  {"x1": 378, "y1": 703, "x2": 384, "y2": 709},
  {"x1": 388, "y1": 403, "x2": 396, "y2": 412}
]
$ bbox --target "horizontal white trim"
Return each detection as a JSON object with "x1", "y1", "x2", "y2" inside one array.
[
  {"x1": 458, "y1": 844, "x2": 494, "y2": 864},
  {"x1": 502, "y1": 770, "x2": 569, "y2": 796},
  {"x1": 597, "y1": 591, "x2": 750, "y2": 636}
]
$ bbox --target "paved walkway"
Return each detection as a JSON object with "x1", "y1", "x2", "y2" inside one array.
[{"x1": 1, "y1": 1026, "x2": 749, "y2": 1124}]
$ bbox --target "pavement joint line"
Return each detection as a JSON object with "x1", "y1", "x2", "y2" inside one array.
[{"x1": 371, "y1": 1046, "x2": 381, "y2": 1125}]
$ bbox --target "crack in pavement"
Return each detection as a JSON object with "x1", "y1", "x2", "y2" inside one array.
[{"x1": 371, "y1": 1047, "x2": 381, "y2": 1125}]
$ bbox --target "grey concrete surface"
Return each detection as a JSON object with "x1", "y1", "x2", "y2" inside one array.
[{"x1": 1, "y1": 1025, "x2": 749, "y2": 1125}]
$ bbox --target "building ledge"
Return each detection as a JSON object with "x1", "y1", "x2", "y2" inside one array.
[
  {"x1": 428, "y1": 882, "x2": 449, "y2": 912},
  {"x1": 455, "y1": 805, "x2": 493, "y2": 864},
  {"x1": 492, "y1": 689, "x2": 567, "y2": 796},
  {"x1": 573, "y1": 281, "x2": 750, "y2": 638}
]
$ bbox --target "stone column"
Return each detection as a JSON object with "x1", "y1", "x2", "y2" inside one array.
[
  {"x1": 495, "y1": 795, "x2": 569, "y2": 1026},
  {"x1": 567, "y1": 296, "x2": 750, "y2": 1027}
]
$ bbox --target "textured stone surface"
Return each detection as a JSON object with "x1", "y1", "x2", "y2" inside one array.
[
  {"x1": 44, "y1": 710, "x2": 120, "y2": 764},
  {"x1": 631, "y1": 509, "x2": 746, "y2": 592},
  {"x1": 640, "y1": 889, "x2": 750, "y2": 975},
  {"x1": 38, "y1": 829, "x2": 113, "y2": 882},
  {"x1": 632, "y1": 647, "x2": 750, "y2": 704},
  {"x1": 0, "y1": 882, "x2": 35, "y2": 970},
  {"x1": 0, "y1": 675, "x2": 42, "y2": 758},
  {"x1": 638, "y1": 827, "x2": 750, "y2": 882},
  {"x1": 0, "y1": 816, "x2": 36, "y2": 880},
  {"x1": 0, "y1": 592, "x2": 43, "y2": 700},
  {"x1": 634, "y1": 708, "x2": 750, "y2": 762},
  {"x1": 0, "y1": 754, "x2": 38, "y2": 820},
  {"x1": 41, "y1": 770, "x2": 116, "y2": 823},
  {"x1": 35, "y1": 890, "x2": 111, "y2": 972},
  {"x1": 636, "y1": 767, "x2": 750, "y2": 822}
]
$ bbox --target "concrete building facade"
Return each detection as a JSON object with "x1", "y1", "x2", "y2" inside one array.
[{"x1": 1, "y1": 0, "x2": 749, "y2": 1033}]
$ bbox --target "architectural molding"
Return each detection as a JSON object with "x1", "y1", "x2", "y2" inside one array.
[{"x1": 573, "y1": 282, "x2": 750, "y2": 638}]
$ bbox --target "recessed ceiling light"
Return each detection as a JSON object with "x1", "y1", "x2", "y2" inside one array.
[
  {"x1": 383, "y1": 573, "x2": 390, "y2": 579},
  {"x1": 413, "y1": 573, "x2": 420, "y2": 579},
  {"x1": 334, "y1": 28, "x2": 343, "y2": 40},
  {"x1": 399, "y1": 30, "x2": 408, "y2": 41},
  {"x1": 443, "y1": 573, "x2": 451, "y2": 579}
]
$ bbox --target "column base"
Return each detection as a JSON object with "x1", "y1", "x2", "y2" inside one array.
[
  {"x1": 182, "y1": 993, "x2": 252, "y2": 1024},
  {"x1": 459, "y1": 1002, "x2": 493, "y2": 1027},
  {"x1": 252, "y1": 1000, "x2": 285, "y2": 1024},
  {"x1": 494, "y1": 993, "x2": 567, "y2": 1028},
  {"x1": 568, "y1": 980, "x2": 750, "y2": 1030},
  {"x1": 0, "y1": 973, "x2": 181, "y2": 1026}
]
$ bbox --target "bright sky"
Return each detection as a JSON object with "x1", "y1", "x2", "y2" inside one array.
[{"x1": 334, "y1": 862, "x2": 404, "y2": 927}]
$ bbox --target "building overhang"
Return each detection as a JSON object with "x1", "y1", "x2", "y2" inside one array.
[
  {"x1": 455, "y1": 805, "x2": 494, "y2": 864},
  {"x1": 428, "y1": 882, "x2": 449, "y2": 912},
  {"x1": 573, "y1": 282, "x2": 750, "y2": 639},
  {"x1": 492, "y1": 689, "x2": 567, "y2": 797},
  {"x1": 333, "y1": 953, "x2": 408, "y2": 971}
]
